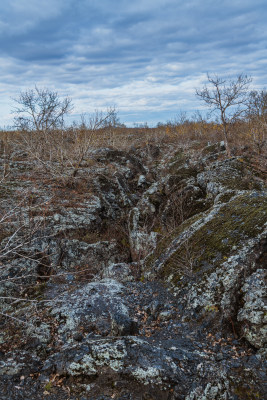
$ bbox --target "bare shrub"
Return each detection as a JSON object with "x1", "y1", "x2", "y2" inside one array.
[
  {"x1": 246, "y1": 90, "x2": 267, "y2": 153},
  {"x1": 0, "y1": 190, "x2": 102, "y2": 332},
  {"x1": 162, "y1": 190, "x2": 192, "y2": 232},
  {"x1": 170, "y1": 238, "x2": 204, "y2": 278},
  {"x1": 13, "y1": 103, "x2": 117, "y2": 182},
  {"x1": 0, "y1": 192, "x2": 53, "y2": 330},
  {"x1": 0, "y1": 131, "x2": 21, "y2": 182}
]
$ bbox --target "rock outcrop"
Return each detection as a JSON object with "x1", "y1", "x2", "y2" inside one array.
[{"x1": 0, "y1": 141, "x2": 266, "y2": 399}]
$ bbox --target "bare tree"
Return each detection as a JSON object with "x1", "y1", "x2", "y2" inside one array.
[
  {"x1": 12, "y1": 87, "x2": 118, "y2": 180},
  {"x1": 13, "y1": 86, "x2": 73, "y2": 132},
  {"x1": 196, "y1": 74, "x2": 252, "y2": 155}
]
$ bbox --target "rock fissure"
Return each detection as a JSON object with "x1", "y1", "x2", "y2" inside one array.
[{"x1": 0, "y1": 143, "x2": 266, "y2": 399}]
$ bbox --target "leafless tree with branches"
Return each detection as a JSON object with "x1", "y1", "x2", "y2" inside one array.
[
  {"x1": 196, "y1": 74, "x2": 252, "y2": 155},
  {"x1": 12, "y1": 87, "x2": 118, "y2": 181},
  {"x1": 13, "y1": 86, "x2": 73, "y2": 132}
]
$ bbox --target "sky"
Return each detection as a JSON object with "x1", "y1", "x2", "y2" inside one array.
[{"x1": 0, "y1": 0, "x2": 266, "y2": 127}]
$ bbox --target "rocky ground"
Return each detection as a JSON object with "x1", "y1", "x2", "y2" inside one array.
[{"x1": 0, "y1": 139, "x2": 266, "y2": 399}]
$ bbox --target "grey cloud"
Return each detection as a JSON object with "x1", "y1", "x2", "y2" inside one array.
[{"x1": 0, "y1": 0, "x2": 266, "y2": 126}]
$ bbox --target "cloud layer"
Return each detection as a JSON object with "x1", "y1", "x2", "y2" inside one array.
[{"x1": 0, "y1": 0, "x2": 266, "y2": 126}]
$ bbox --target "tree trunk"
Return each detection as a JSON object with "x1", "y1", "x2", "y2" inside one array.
[{"x1": 222, "y1": 122, "x2": 231, "y2": 157}]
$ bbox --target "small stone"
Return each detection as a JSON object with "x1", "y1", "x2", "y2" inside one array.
[
  {"x1": 215, "y1": 353, "x2": 224, "y2": 361},
  {"x1": 158, "y1": 310, "x2": 173, "y2": 321},
  {"x1": 138, "y1": 175, "x2": 147, "y2": 187},
  {"x1": 231, "y1": 360, "x2": 241, "y2": 368},
  {"x1": 73, "y1": 333, "x2": 83, "y2": 342},
  {"x1": 220, "y1": 141, "x2": 226, "y2": 150},
  {"x1": 53, "y1": 213, "x2": 60, "y2": 222},
  {"x1": 111, "y1": 315, "x2": 139, "y2": 336}
]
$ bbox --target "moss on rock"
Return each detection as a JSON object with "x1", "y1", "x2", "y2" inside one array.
[{"x1": 145, "y1": 191, "x2": 267, "y2": 285}]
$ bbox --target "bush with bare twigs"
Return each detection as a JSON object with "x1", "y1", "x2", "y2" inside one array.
[{"x1": 0, "y1": 192, "x2": 54, "y2": 331}]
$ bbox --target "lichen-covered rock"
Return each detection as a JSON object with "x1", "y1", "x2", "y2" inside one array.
[
  {"x1": 237, "y1": 269, "x2": 267, "y2": 348},
  {"x1": 196, "y1": 157, "x2": 263, "y2": 196},
  {"x1": 0, "y1": 351, "x2": 41, "y2": 377},
  {"x1": 145, "y1": 190, "x2": 267, "y2": 338},
  {"x1": 42, "y1": 335, "x2": 199, "y2": 394},
  {"x1": 59, "y1": 238, "x2": 130, "y2": 270},
  {"x1": 50, "y1": 279, "x2": 136, "y2": 341},
  {"x1": 102, "y1": 262, "x2": 139, "y2": 282},
  {"x1": 50, "y1": 195, "x2": 103, "y2": 233},
  {"x1": 1, "y1": 141, "x2": 267, "y2": 400}
]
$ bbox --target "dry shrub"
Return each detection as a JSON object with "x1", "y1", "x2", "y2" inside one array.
[
  {"x1": 1, "y1": 114, "x2": 266, "y2": 187},
  {"x1": 170, "y1": 238, "x2": 204, "y2": 278}
]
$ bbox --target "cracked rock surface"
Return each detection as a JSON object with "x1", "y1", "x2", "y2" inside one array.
[{"x1": 0, "y1": 142, "x2": 266, "y2": 399}]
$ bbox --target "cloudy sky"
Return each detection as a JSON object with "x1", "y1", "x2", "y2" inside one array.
[{"x1": 0, "y1": 0, "x2": 266, "y2": 127}]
